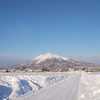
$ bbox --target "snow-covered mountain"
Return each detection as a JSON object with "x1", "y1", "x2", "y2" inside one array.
[
  {"x1": 12, "y1": 53, "x2": 95, "y2": 69},
  {"x1": 34, "y1": 53, "x2": 70, "y2": 64}
]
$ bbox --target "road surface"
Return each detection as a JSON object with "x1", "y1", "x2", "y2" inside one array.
[{"x1": 20, "y1": 72, "x2": 81, "y2": 100}]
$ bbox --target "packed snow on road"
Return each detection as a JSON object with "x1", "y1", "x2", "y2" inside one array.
[{"x1": 0, "y1": 72, "x2": 100, "y2": 100}]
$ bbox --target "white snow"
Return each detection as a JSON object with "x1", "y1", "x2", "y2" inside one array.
[
  {"x1": 80, "y1": 72, "x2": 100, "y2": 100},
  {"x1": 1, "y1": 72, "x2": 100, "y2": 100},
  {"x1": 34, "y1": 53, "x2": 70, "y2": 64},
  {"x1": 0, "y1": 72, "x2": 75, "y2": 100}
]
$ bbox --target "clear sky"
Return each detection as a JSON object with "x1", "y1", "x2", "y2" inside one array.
[{"x1": 0, "y1": 0, "x2": 100, "y2": 67}]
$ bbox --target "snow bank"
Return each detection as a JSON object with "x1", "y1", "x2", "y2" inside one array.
[
  {"x1": 80, "y1": 72, "x2": 100, "y2": 100},
  {"x1": 0, "y1": 72, "x2": 75, "y2": 100}
]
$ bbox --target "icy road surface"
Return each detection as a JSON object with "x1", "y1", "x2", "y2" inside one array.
[{"x1": 21, "y1": 72, "x2": 81, "y2": 100}]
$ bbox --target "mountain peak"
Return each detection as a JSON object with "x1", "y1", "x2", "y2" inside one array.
[
  {"x1": 44, "y1": 52, "x2": 53, "y2": 57},
  {"x1": 34, "y1": 53, "x2": 70, "y2": 64}
]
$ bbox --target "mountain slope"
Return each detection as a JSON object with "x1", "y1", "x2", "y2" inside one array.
[{"x1": 12, "y1": 53, "x2": 96, "y2": 70}]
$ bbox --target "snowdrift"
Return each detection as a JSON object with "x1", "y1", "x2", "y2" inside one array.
[{"x1": 0, "y1": 72, "x2": 75, "y2": 100}]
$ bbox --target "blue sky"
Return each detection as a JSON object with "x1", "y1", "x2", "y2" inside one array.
[{"x1": 0, "y1": 0, "x2": 100, "y2": 67}]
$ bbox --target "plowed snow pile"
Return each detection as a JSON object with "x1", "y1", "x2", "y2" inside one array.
[
  {"x1": 0, "y1": 72, "x2": 75, "y2": 100},
  {"x1": 80, "y1": 72, "x2": 100, "y2": 100},
  {"x1": 0, "y1": 72, "x2": 100, "y2": 100}
]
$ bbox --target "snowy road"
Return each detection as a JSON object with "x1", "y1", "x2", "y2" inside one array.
[
  {"x1": 1, "y1": 72, "x2": 100, "y2": 100},
  {"x1": 21, "y1": 72, "x2": 81, "y2": 100}
]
